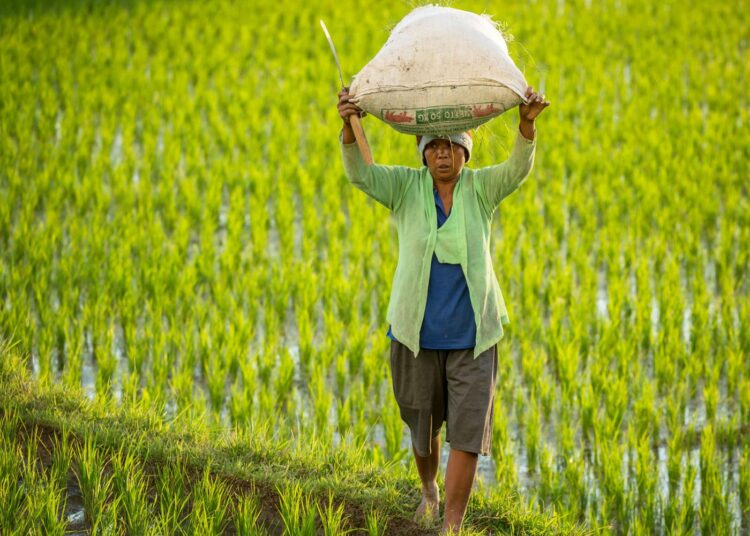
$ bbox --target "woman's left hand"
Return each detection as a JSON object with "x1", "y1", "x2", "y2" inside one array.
[{"x1": 519, "y1": 86, "x2": 550, "y2": 122}]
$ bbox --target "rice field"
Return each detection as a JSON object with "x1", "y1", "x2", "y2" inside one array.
[{"x1": 1, "y1": 0, "x2": 748, "y2": 534}]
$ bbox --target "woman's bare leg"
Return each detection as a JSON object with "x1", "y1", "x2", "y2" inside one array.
[
  {"x1": 441, "y1": 448, "x2": 478, "y2": 533},
  {"x1": 413, "y1": 434, "x2": 441, "y2": 523}
]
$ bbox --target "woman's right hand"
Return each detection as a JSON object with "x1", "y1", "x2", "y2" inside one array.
[{"x1": 338, "y1": 87, "x2": 365, "y2": 125}]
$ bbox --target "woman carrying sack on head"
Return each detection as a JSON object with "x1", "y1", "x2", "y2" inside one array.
[{"x1": 338, "y1": 85, "x2": 549, "y2": 534}]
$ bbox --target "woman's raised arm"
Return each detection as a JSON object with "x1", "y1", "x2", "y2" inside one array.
[{"x1": 474, "y1": 86, "x2": 549, "y2": 212}]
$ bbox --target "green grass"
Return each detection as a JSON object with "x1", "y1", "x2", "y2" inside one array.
[{"x1": 0, "y1": 347, "x2": 590, "y2": 535}]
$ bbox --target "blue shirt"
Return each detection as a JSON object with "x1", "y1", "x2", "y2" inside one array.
[{"x1": 388, "y1": 187, "x2": 476, "y2": 350}]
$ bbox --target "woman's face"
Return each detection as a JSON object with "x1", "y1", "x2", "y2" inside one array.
[{"x1": 423, "y1": 139, "x2": 466, "y2": 183}]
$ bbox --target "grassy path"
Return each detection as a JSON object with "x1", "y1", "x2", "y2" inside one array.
[{"x1": 0, "y1": 349, "x2": 591, "y2": 535}]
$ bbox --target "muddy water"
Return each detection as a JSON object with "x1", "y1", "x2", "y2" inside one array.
[{"x1": 62, "y1": 474, "x2": 88, "y2": 536}]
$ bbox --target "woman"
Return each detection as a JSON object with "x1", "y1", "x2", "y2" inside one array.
[{"x1": 338, "y1": 86, "x2": 549, "y2": 534}]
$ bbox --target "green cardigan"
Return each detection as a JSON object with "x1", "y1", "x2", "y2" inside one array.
[{"x1": 340, "y1": 128, "x2": 536, "y2": 358}]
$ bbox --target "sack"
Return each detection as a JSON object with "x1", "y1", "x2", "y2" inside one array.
[{"x1": 350, "y1": 6, "x2": 527, "y2": 135}]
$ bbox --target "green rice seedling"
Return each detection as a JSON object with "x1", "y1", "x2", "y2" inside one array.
[
  {"x1": 198, "y1": 323, "x2": 214, "y2": 381},
  {"x1": 538, "y1": 446, "x2": 559, "y2": 508},
  {"x1": 27, "y1": 466, "x2": 69, "y2": 536},
  {"x1": 633, "y1": 379, "x2": 657, "y2": 440},
  {"x1": 347, "y1": 325, "x2": 368, "y2": 376},
  {"x1": 149, "y1": 348, "x2": 170, "y2": 408},
  {"x1": 276, "y1": 482, "x2": 317, "y2": 536},
  {"x1": 370, "y1": 339, "x2": 392, "y2": 398},
  {"x1": 155, "y1": 460, "x2": 190, "y2": 535},
  {"x1": 317, "y1": 491, "x2": 351, "y2": 536},
  {"x1": 334, "y1": 276, "x2": 356, "y2": 328},
  {"x1": 224, "y1": 330, "x2": 244, "y2": 383},
  {"x1": 122, "y1": 315, "x2": 141, "y2": 374},
  {"x1": 296, "y1": 307, "x2": 315, "y2": 372},
  {"x1": 604, "y1": 374, "x2": 627, "y2": 435},
  {"x1": 321, "y1": 310, "x2": 342, "y2": 370},
  {"x1": 680, "y1": 457, "x2": 697, "y2": 534},
  {"x1": 285, "y1": 385, "x2": 302, "y2": 423},
  {"x1": 666, "y1": 427, "x2": 683, "y2": 500},
  {"x1": 75, "y1": 434, "x2": 115, "y2": 534},
  {"x1": 563, "y1": 452, "x2": 585, "y2": 518},
  {"x1": 596, "y1": 436, "x2": 627, "y2": 527},
  {"x1": 538, "y1": 372, "x2": 555, "y2": 421},
  {"x1": 171, "y1": 366, "x2": 196, "y2": 414},
  {"x1": 703, "y1": 379, "x2": 719, "y2": 424},
  {"x1": 491, "y1": 397, "x2": 518, "y2": 491},
  {"x1": 237, "y1": 352, "x2": 258, "y2": 393},
  {"x1": 121, "y1": 371, "x2": 141, "y2": 406},
  {"x1": 699, "y1": 424, "x2": 731, "y2": 534},
  {"x1": 37, "y1": 327, "x2": 56, "y2": 385},
  {"x1": 229, "y1": 377, "x2": 252, "y2": 429},
  {"x1": 381, "y1": 395, "x2": 406, "y2": 462},
  {"x1": 520, "y1": 340, "x2": 541, "y2": 392},
  {"x1": 633, "y1": 431, "x2": 657, "y2": 530},
  {"x1": 336, "y1": 397, "x2": 352, "y2": 439},
  {"x1": 555, "y1": 391, "x2": 571, "y2": 437},
  {"x1": 269, "y1": 265, "x2": 293, "y2": 326},
  {"x1": 633, "y1": 259, "x2": 653, "y2": 350},
  {"x1": 365, "y1": 509, "x2": 388, "y2": 536},
  {"x1": 579, "y1": 382, "x2": 596, "y2": 442},
  {"x1": 20, "y1": 425, "x2": 41, "y2": 472},
  {"x1": 653, "y1": 331, "x2": 679, "y2": 395},
  {"x1": 0, "y1": 408, "x2": 20, "y2": 445},
  {"x1": 49, "y1": 427, "x2": 72, "y2": 492},
  {"x1": 725, "y1": 347, "x2": 743, "y2": 397},
  {"x1": 361, "y1": 348, "x2": 378, "y2": 396},
  {"x1": 257, "y1": 348, "x2": 275, "y2": 389},
  {"x1": 512, "y1": 385, "x2": 525, "y2": 437},
  {"x1": 310, "y1": 361, "x2": 332, "y2": 436},
  {"x1": 94, "y1": 319, "x2": 118, "y2": 396},
  {"x1": 334, "y1": 350, "x2": 348, "y2": 398},
  {"x1": 189, "y1": 466, "x2": 230, "y2": 535},
  {"x1": 491, "y1": 395, "x2": 509, "y2": 449},
  {"x1": 663, "y1": 491, "x2": 679, "y2": 535},
  {"x1": 257, "y1": 389, "x2": 276, "y2": 425},
  {"x1": 234, "y1": 491, "x2": 268, "y2": 536},
  {"x1": 689, "y1": 272, "x2": 711, "y2": 363},
  {"x1": 62, "y1": 319, "x2": 84, "y2": 388},
  {"x1": 275, "y1": 209, "x2": 295, "y2": 290},
  {"x1": 349, "y1": 388, "x2": 369, "y2": 447},
  {"x1": 206, "y1": 356, "x2": 228, "y2": 415},
  {"x1": 555, "y1": 339, "x2": 580, "y2": 399},
  {"x1": 740, "y1": 449, "x2": 749, "y2": 528},
  {"x1": 275, "y1": 347, "x2": 295, "y2": 410},
  {"x1": 112, "y1": 444, "x2": 151, "y2": 535},
  {"x1": 524, "y1": 394, "x2": 542, "y2": 470},
  {"x1": 0, "y1": 436, "x2": 25, "y2": 530},
  {"x1": 740, "y1": 379, "x2": 750, "y2": 430},
  {"x1": 229, "y1": 314, "x2": 255, "y2": 378},
  {"x1": 606, "y1": 269, "x2": 629, "y2": 328},
  {"x1": 494, "y1": 449, "x2": 519, "y2": 493},
  {"x1": 249, "y1": 183, "x2": 270, "y2": 263}
]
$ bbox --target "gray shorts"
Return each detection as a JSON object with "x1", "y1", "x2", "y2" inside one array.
[{"x1": 389, "y1": 339, "x2": 498, "y2": 457}]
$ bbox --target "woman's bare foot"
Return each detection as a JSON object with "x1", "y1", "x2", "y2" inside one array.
[{"x1": 413, "y1": 481, "x2": 440, "y2": 526}]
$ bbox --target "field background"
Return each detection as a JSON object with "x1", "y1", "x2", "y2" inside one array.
[{"x1": 1, "y1": 0, "x2": 748, "y2": 533}]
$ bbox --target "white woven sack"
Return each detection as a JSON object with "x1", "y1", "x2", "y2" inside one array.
[{"x1": 350, "y1": 5, "x2": 527, "y2": 135}]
